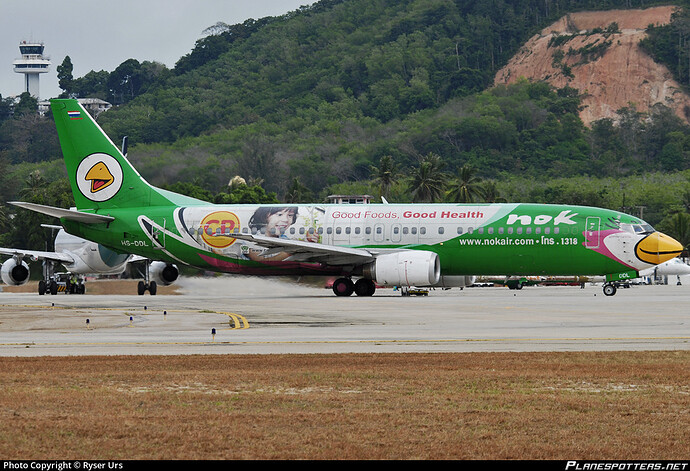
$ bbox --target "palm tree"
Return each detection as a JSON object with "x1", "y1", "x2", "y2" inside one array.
[
  {"x1": 285, "y1": 177, "x2": 313, "y2": 203},
  {"x1": 19, "y1": 170, "x2": 48, "y2": 204},
  {"x1": 409, "y1": 153, "x2": 447, "y2": 203},
  {"x1": 370, "y1": 155, "x2": 398, "y2": 200},
  {"x1": 480, "y1": 179, "x2": 507, "y2": 203},
  {"x1": 448, "y1": 164, "x2": 484, "y2": 203}
]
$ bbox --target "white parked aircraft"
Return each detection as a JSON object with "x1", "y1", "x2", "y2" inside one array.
[
  {"x1": 0, "y1": 226, "x2": 178, "y2": 295},
  {"x1": 637, "y1": 257, "x2": 690, "y2": 285}
]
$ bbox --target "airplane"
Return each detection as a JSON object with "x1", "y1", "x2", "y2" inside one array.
[
  {"x1": 6, "y1": 99, "x2": 684, "y2": 298},
  {"x1": 637, "y1": 257, "x2": 690, "y2": 285},
  {"x1": 0, "y1": 225, "x2": 178, "y2": 295}
]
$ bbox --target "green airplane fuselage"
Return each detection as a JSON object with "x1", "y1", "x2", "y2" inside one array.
[
  {"x1": 36, "y1": 99, "x2": 683, "y2": 293},
  {"x1": 61, "y1": 201, "x2": 672, "y2": 282}
]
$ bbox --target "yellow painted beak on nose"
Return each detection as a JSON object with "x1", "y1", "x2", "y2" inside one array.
[{"x1": 635, "y1": 232, "x2": 684, "y2": 265}]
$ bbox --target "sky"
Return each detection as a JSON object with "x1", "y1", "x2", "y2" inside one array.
[{"x1": 0, "y1": 0, "x2": 314, "y2": 101}]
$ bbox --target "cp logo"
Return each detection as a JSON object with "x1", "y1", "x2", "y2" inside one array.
[
  {"x1": 76, "y1": 153, "x2": 123, "y2": 202},
  {"x1": 200, "y1": 211, "x2": 240, "y2": 248}
]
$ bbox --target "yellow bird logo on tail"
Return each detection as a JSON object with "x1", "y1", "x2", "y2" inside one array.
[{"x1": 84, "y1": 161, "x2": 114, "y2": 193}]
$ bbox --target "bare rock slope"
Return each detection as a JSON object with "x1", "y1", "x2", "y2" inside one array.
[{"x1": 494, "y1": 6, "x2": 690, "y2": 125}]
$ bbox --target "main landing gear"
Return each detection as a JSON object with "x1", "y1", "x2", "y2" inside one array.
[
  {"x1": 332, "y1": 277, "x2": 376, "y2": 297},
  {"x1": 137, "y1": 260, "x2": 157, "y2": 295},
  {"x1": 39, "y1": 261, "x2": 85, "y2": 295}
]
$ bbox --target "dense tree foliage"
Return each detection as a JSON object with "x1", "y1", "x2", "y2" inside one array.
[{"x1": 2, "y1": 0, "x2": 690, "y2": 253}]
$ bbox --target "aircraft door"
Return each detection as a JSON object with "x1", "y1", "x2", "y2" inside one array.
[{"x1": 585, "y1": 217, "x2": 600, "y2": 249}]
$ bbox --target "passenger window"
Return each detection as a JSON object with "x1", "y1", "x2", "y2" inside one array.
[
  {"x1": 336, "y1": 227, "x2": 342, "y2": 234},
  {"x1": 420, "y1": 227, "x2": 426, "y2": 235},
  {"x1": 365, "y1": 227, "x2": 372, "y2": 235},
  {"x1": 438, "y1": 227, "x2": 444, "y2": 234},
  {"x1": 393, "y1": 227, "x2": 399, "y2": 234},
  {"x1": 517, "y1": 227, "x2": 522, "y2": 234},
  {"x1": 355, "y1": 227, "x2": 360, "y2": 234},
  {"x1": 488, "y1": 227, "x2": 494, "y2": 234},
  {"x1": 327, "y1": 227, "x2": 332, "y2": 234},
  {"x1": 411, "y1": 227, "x2": 417, "y2": 235},
  {"x1": 345, "y1": 227, "x2": 351, "y2": 234},
  {"x1": 544, "y1": 227, "x2": 550, "y2": 234},
  {"x1": 403, "y1": 227, "x2": 409, "y2": 235},
  {"x1": 457, "y1": 227, "x2": 463, "y2": 234},
  {"x1": 554, "y1": 227, "x2": 559, "y2": 234},
  {"x1": 290, "y1": 227, "x2": 295, "y2": 235},
  {"x1": 498, "y1": 227, "x2": 504, "y2": 234}
]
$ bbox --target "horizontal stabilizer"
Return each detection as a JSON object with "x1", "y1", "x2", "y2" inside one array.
[{"x1": 9, "y1": 201, "x2": 114, "y2": 224}]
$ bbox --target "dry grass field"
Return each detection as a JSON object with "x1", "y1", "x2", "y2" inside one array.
[{"x1": 0, "y1": 351, "x2": 688, "y2": 460}]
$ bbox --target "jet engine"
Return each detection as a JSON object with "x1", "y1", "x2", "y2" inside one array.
[
  {"x1": 149, "y1": 261, "x2": 179, "y2": 286},
  {"x1": 363, "y1": 251, "x2": 440, "y2": 287},
  {"x1": 1, "y1": 258, "x2": 30, "y2": 286}
]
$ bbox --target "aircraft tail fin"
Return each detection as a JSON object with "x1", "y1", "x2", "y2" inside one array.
[{"x1": 50, "y1": 99, "x2": 175, "y2": 210}]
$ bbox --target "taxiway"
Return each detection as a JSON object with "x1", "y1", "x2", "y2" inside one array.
[{"x1": 0, "y1": 276, "x2": 688, "y2": 356}]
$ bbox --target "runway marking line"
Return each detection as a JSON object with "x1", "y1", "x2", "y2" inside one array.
[{"x1": 1, "y1": 336, "x2": 688, "y2": 349}]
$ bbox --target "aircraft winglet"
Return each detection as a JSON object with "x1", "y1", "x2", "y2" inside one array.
[{"x1": 9, "y1": 202, "x2": 115, "y2": 224}]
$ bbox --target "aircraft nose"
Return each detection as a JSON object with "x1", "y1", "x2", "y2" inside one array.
[{"x1": 635, "y1": 232, "x2": 684, "y2": 265}]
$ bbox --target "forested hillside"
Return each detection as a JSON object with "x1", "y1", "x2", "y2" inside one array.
[{"x1": 2, "y1": 0, "x2": 690, "y2": 252}]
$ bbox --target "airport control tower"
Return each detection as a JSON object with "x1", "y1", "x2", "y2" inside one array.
[{"x1": 13, "y1": 41, "x2": 51, "y2": 99}]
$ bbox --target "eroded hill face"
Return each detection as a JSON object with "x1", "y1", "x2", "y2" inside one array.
[{"x1": 494, "y1": 6, "x2": 690, "y2": 125}]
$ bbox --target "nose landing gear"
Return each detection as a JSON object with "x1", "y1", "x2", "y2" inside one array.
[{"x1": 602, "y1": 283, "x2": 617, "y2": 296}]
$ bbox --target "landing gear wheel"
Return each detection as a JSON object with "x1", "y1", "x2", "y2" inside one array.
[
  {"x1": 38, "y1": 280, "x2": 46, "y2": 295},
  {"x1": 603, "y1": 283, "x2": 617, "y2": 296},
  {"x1": 49, "y1": 280, "x2": 58, "y2": 295},
  {"x1": 332, "y1": 277, "x2": 354, "y2": 296},
  {"x1": 138, "y1": 280, "x2": 157, "y2": 295},
  {"x1": 354, "y1": 278, "x2": 376, "y2": 296}
]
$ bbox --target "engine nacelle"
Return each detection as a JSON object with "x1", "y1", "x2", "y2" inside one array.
[
  {"x1": 364, "y1": 251, "x2": 440, "y2": 287},
  {"x1": 150, "y1": 262, "x2": 179, "y2": 286},
  {"x1": 433, "y1": 275, "x2": 476, "y2": 288},
  {"x1": 1, "y1": 259, "x2": 30, "y2": 286}
]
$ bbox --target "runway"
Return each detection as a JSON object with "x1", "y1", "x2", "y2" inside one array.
[{"x1": 0, "y1": 276, "x2": 688, "y2": 356}]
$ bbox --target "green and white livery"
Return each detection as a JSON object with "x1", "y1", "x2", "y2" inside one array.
[{"x1": 12, "y1": 99, "x2": 683, "y2": 297}]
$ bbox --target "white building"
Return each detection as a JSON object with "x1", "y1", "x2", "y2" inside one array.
[{"x1": 38, "y1": 98, "x2": 112, "y2": 117}]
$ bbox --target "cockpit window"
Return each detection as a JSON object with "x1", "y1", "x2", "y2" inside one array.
[{"x1": 621, "y1": 222, "x2": 655, "y2": 235}]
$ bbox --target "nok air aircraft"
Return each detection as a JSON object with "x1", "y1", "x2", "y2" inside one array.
[{"x1": 10, "y1": 99, "x2": 683, "y2": 297}]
